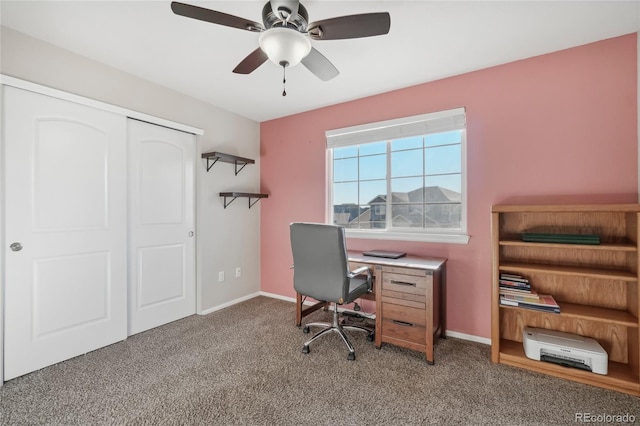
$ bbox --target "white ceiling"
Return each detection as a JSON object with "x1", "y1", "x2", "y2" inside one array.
[{"x1": 1, "y1": 1, "x2": 639, "y2": 122}]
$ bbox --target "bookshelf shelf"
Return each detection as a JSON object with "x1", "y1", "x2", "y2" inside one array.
[
  {"x1": 492, "y1": 204, "x2": 640, "y2": 397},
  {"x1": 499, "y1": 302, "x2": 638, "y2": 328},
  {"x1": 499, "y1": 339, "x2": 640, "y2": 394},
  {"x1": 499, "y1": 262, "x2": 637, "y2": 281},
  {"x1": 499, "y1": 239, "x2": 638, "y2": 252}
]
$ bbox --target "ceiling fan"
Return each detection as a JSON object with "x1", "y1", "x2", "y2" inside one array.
[{"x1": 171, "y1": 1, "x2": 390, "y2": 95}]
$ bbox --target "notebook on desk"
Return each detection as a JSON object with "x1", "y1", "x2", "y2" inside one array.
[{"x1": 362, "y1": 250, "x2": 407, "y2": 259}]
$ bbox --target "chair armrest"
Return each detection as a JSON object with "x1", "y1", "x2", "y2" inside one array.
[
  {"x1": 348, "y1": 265, "x2": 371, "y2": 278},
  {"x1": 348, "y1": 266, "x2": 373, "y2": 292}
]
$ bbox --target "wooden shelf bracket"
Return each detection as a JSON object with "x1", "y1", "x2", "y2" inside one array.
[{"x1": 219, "y1": 192, "x2": 268, "y2": 209}]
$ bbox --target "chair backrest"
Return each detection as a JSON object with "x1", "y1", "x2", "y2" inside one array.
[{"x1": 290, "y1": 222, "x2": 349, "y2": 303}]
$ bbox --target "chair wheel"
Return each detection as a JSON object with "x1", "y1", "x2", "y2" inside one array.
[
  {"x1": 302, "y1": 345, "x2": 310, "y2": 354},
  {"x1": 367, "y1": 333, "x2": 374, "y2": 342},
  {"x1": 303, "y1": 326, "x2": 310, "y2": 334},
  {"x1": 347, "y1": 352, "x2": 356, "y2": 361}
]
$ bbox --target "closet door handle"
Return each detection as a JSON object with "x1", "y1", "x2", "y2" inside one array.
[{"x1": 9, "y1": 242, "x2": 23, "y2": 252}]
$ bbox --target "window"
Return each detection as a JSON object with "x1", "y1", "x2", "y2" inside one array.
[{"x1": 326, "y1": 108, "x2": 469, "y2": 244}]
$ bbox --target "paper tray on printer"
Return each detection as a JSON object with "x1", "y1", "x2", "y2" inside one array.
[{"x1": 540, "y1": 354, "x2": 592, "y2": 372}]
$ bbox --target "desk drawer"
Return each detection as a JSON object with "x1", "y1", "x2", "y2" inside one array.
[
  {"x1": 382, "y1": 272, "x2": 428, "y2": 296},
  {"x1": 381, "y1": 290, "x2": 425, "y2": 309},
  {"x1": 381, "y1": 298, "x2": 427, "y2": 347},
  {"x1": 382, "y1": 302, "x2": 426, "y2": 326},
  {"x1": 381, "y1": 318, "x2": 426, "y2": 346}
]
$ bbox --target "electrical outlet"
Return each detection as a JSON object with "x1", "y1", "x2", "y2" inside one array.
[
  {"x1": 235, "y1": 267, "x2": 241, "y2": 278},
  {"x1": 218, "y1": 271, "x2": 225, "y2": 282}
]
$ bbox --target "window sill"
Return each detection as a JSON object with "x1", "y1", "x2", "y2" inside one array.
[{"x1": 344, "y1": 229, "x2": 470, "y2": 244}]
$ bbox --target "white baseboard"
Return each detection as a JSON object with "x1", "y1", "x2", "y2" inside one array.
[
  {"x1": 258, "y1": 292, "x2": 491, "y2": 345},
  {"x1": 258, "y1": 291, "x2": 297, "y2": 303},
  {"x1": 198, "y1": 292, "x2": 261, "y2": 316},
  {"x1": 445, "y1": 330, "x2": 491, "y2": 345}
]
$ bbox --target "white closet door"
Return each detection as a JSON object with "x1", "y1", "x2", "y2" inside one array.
[
  {"x1": 3, "y1": 87, "x2": 128, "y2": 380},
  {"x1": 127, "y1": 119, "x2": 196, "y2": 336}
]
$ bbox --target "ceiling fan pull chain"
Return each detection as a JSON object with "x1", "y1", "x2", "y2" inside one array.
[{"x1": 282, "y1": 64, "x2": 287, "y2": 96}]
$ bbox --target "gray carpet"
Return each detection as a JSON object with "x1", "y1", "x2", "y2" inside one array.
[{"x1": 1, "y1": 296, "x2": 638, "y2": 425}]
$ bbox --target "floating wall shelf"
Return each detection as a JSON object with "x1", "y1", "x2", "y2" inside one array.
[
  {"x1": 219, "y1": 192, "x2": 268, "y2": 209},
  {"x1": 202, "y1": 151, "x2": 255, "y2": 175},
  {"x1": 203, "y1": 151, "x2": 267, "y2": 209}
]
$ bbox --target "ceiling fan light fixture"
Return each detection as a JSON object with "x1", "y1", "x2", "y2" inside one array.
[{"x1": 258, "y1": 27, "x2": 311, "y2": 68}]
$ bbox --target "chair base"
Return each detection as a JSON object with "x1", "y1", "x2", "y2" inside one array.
[{"x1": 301, "y1": 303, "x2": 374, "y2": 360}]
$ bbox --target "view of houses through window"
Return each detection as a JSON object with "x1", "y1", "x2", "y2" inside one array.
[{"x1": 331, "y1": 130, "x2": 463, "y2": 231}]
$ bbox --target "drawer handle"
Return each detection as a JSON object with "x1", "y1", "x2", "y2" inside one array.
[
  {"x1": 390, "y1": 279, "x2": 416, "y2": 287},
  {"x1": 392, "y1": 320, "x2": 415, "y2": 327}
]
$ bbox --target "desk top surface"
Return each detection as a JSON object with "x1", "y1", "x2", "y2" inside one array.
[{"x1": 348, "y1": 251, "x2": 446, "y2": 271}]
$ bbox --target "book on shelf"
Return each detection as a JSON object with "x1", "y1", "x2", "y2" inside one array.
[
  {"x1": 499, "y1": 272, "x2": 531, "y2": 292},
  {"x1": 499, "y1": 285, "x2": 532, "y2": 293},
  {"x1": 499, "y1": 273, "x2": 529, "y2": 283},
  {"x1": 521, "y1": 232, "x2": 600, "y2": 245},
  {"x1": 499, "y1": 279, "x2": 531, "y2": 289},
  {"x1": 500, "y1": 292, "x2": 541, "y2": 304},
  {"x1": 499, "y1": 287, "x2": 538, "y2": 297},
  {"x1": 499, "y1": 293, "x2": 560, "y2": 313}
]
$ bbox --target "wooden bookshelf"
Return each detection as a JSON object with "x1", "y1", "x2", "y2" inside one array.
[{"x1": 491, "y1": 204, "x2": 640, "y2": 396}]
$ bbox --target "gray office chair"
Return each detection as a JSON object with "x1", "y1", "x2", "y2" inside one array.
[{"x1": 290, "y1": 222, "x2": 374, "y2": 360}]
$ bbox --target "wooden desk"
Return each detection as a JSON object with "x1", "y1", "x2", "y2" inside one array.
[{"x1": 295, "y1": 252, "x2": 447, "y2": 364}]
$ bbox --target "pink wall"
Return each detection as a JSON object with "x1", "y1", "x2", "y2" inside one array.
[{"x1": 260, "y1": 34, "x2": 638, "y2": 339}]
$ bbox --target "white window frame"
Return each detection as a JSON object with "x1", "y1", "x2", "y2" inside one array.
[{"x1": 325, "y1": 108, "x2": 470, "y2": 244}]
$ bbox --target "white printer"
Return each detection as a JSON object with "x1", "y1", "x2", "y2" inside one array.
[{"x1": 523, "y1": 327, "x2": 608, "y2": 375}]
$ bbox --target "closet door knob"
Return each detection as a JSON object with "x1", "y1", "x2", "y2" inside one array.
[
  {"x1": 188, "y1": 231, "x2": 194, "y2": 237},
  {"x1": 10, "y1": 242, "x2": 23, "y2": 252}
]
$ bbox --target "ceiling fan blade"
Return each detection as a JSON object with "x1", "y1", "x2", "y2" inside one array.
[
  {"x1": 308, "y1": 12, "x2": 390, "y2": 40},
  {"x1": 171, "y1": 2, "x2": 263, "y2": 32},
  {"x1": 233, "y1": 48, "x2": 269, "y2": 74},
  {"x1": 301, "y1": 48, "x2": 339, "y2": 81}
]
